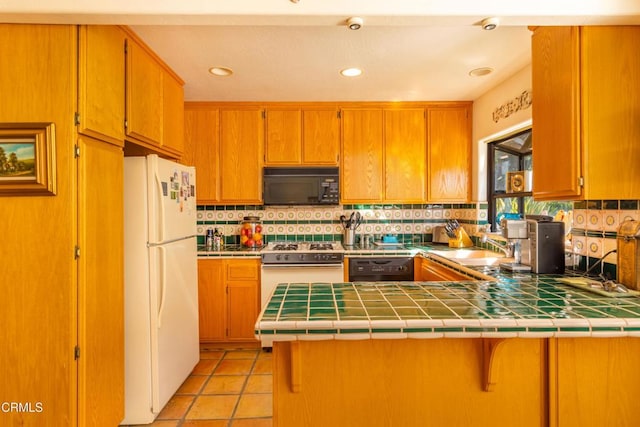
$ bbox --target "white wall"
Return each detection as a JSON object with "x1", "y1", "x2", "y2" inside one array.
[{"x1": 471, "y1": 63, "x2": 532, "y2": 202}]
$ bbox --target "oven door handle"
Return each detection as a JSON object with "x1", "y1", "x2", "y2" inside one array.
[{"x1": 261, "y1": 263, "x2": 343, "y2": 268}]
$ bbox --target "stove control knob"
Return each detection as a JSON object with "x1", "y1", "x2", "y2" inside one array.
[
  {"x1": 284, "y1": 254, "x2": 289, "y2": 261},
  {"x1": 299, "y1": 254, "x2": 305, "y2": 260},
  {"x1": 276, "y1": 254, "x2": 281, "y2": 261}
]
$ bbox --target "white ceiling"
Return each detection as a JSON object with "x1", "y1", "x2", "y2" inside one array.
[
  {"x1": 131, "y1": 24, "x2": 532, "y2": 102},
  {"x1": 2, "y1": 0, "x2": 639, "y2": 102}
]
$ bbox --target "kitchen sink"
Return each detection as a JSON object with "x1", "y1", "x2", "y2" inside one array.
[{"x1": 429, "y1": 249, "x2": 509, "y2": 266}]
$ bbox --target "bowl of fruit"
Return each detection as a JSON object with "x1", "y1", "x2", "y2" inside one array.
[{"x1": 240, "y1": 216, "x2": 264, "y2": 249}]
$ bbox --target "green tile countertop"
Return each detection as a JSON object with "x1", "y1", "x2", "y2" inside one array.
[{"x1": 255, "y1": 279, "x2": 640, "y2": 346}]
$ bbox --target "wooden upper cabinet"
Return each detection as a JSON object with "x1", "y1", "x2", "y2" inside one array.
[
  {"x1": 302, "y1": 109, "x2": 340, "y2": 165},
  {"x1": 125, "y1": 38, "x2": 163, "y2": 147},
  {"x1": 265, "y1": 109, "x2": 302, "y2": 164},
  {"x1": 264, "y1": 107, "x2": 340, "y2": 166},
  {"x1": 532, "y1": 26, "x2": 640, "y2": 200},
  {"x1": 341, "y1": 109, "x2": 384, "y2": 203},
  {"x1": 426, "y1": 106, "x2": 471, "y2": 202},
  {"x1": 184, "y1": 105, "x2": 219, "y2": 203},
  {"x1": 219, "y1": 108, "x2": 264, "y2": 203},
  {"x1": 531, "y1": 27, "x2": 582, "y2": 200},
  {"x1": 384, "y1": 108, "x2": 426, "y2": 202},
  {"x1": 162, "y1": 73, "x2": 185, "y2": 156},
  {"x1": 77, "y1": 25, "x2": 126, "y2": 146}
]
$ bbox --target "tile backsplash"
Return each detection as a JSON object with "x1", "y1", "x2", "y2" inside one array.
[
  {"x1": 197, "y1": 203, "x2": 489, "y2": 246},
  {"x1": 196, "y1": 199, "x2": 640, "y2": 278},
  {"x1": 570, "y1": 200, "x2": 640, "y2": 277}
]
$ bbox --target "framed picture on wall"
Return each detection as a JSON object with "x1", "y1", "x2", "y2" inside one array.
[{"x1": 0, "y1": 122, "x2": 56, "y2": 196}]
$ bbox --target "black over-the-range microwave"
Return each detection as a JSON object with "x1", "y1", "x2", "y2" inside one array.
[{"x1": 262, "y1": 167, "x2": 339, "y2": 205}]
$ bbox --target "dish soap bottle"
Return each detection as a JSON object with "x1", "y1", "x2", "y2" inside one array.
[{"x1": 213, "y1": 228, "x2": 222, "y2": 251}]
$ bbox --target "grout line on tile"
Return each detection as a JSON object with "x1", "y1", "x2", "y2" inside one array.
[{"x1": 228, "y1": 350, "x2": 260, "y2": 419}]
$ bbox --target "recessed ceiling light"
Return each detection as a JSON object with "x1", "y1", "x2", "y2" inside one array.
[
  {"x1": 347, "y1": 17, "x2": 363, "y2": 30},
  {"x1": 481, "y1": 17, "x2": 500, "y2": 31},
  {"x1": 209, "y1": 67, "x2": 233, "y2": 76},
  {"x1": 340, "y1": 68, "x2": 362, "y2": 77},
  {"x1": 468, "y1": 67, "x2": 493, "y2": 77}
]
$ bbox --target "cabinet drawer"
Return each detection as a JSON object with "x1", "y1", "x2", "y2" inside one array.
[{"x1": 226, "y1": 260, "x2": 260, "y2": 281}]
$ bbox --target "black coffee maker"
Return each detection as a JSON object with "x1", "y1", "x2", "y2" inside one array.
[{"x1": 526, "y1": 217, "x2": 565, "y2": 274}]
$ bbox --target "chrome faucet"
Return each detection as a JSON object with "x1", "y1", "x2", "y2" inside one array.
[{"x1": 480, "y1": 233, "x2": 517, "y2": 259}]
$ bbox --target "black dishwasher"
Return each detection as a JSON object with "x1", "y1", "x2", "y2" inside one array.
[{"x1": 348, "y1": 257, "x2": 414, "y2": 282}]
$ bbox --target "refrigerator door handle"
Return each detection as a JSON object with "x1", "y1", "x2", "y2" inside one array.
[
  {"x1": 148, "y1": 235, "x2": 197, "y2": 247},
  {"x1": 154, "y1": 173, "x2": 166, "y2": 243},
  {"x1": 157, "y1": 246, "x2": 167, "y2": 328}
]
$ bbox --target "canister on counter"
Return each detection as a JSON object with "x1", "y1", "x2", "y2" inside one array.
[
  {"x1": 213, "y1": 228, "x2": 222, "y2": 250},
  {"x1": 205, "y1": 227, "x2": 214, "y2": 250},
  {"x1": 240, "y1": 216, "x2": 264, "y2": 248}
]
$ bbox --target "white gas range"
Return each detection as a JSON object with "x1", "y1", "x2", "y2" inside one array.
[{"x1": 260, "y1": 241, "x2": 345, "y2": 309}]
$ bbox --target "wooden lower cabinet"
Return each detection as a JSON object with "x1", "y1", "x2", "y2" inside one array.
[
  {"x1": 198, "y1": 259, "x2": 260, "y2": 343},
  {"x1": 418, "y1": 257, "x2": 472, "y2": 281},
  {"x1": 273, "y1": 337, "x2": 640, "y2": 427},
  {"x1": 274, "y1": 339, "x2": 547, "y2": 427},
  {"x1": 549, "y1": 338, "x2": 640, "y2": 426}
]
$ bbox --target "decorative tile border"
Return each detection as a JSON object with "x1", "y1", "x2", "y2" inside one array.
[{"x1": 196, "y1": 203, "x2": 489, "y2": 246}]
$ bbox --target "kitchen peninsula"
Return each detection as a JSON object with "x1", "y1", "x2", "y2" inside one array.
[{"x1": 255, "y1": 267, "x2": 640, "y2": 427}]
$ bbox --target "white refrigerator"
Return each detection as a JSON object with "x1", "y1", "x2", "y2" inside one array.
[{"x1": 121, "y1": 154, "x2": 199, "y2": 425}]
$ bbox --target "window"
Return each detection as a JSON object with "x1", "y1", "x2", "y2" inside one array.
[{"x1": 487, "y1": 128, "x2": 572, "y2": 231}]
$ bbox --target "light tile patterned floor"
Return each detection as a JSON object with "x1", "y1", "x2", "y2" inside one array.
[{"x1": 126, "y1": 349, "x2": 273, "y2": 427}]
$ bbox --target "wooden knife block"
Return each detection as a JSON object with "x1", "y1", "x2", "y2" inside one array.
[{"x1": 449, "y1": 227, "x2": 474, "y2": 248}]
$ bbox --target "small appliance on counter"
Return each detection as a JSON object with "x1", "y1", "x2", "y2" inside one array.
[
  {"x1": 499, "y1": 219, "x2": 531, "y2": 272},
  {"x1": 527, "y1": 217, "x2": 565, "y2": 274},
  {"x1": 617, "y1": 220, "x2": 640, "y2": 290}
]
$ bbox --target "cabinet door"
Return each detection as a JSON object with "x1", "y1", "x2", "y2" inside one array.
[
  {"x1": 552, "y1": 338, "x2": 640, "y2": 426},
  {"x1": 426, "y1": 106, "x2": 470, "y2": 202},
  {"x1": 0, "y1": 24, "x2": 79, "y2": 426},
  {"x1": 265, "y1": 108, "x2": 302, "y2": 164},
  {"x1": 302, "y1": 108, "x2": 340, "y2": 165},
  {"x1": 77, "y1": 136, "x2": 124, "y2": 426},
  {"x1": 419, "y1": 258, "x2": 470, "y2": 281},
  {"x1": 125, "y1": 39, "x2": 163, "y2": 146},
  {"x1": 384, "y1": 109, "x2": 426, "y2": 202},
  {"x1": 581, "y1": 27, "x2": 640, "y2": 200},
  {"x1": 341, "y1": 109, "x2": 384, "y2": 202},
  {"x1": 197, "y1": 259, "x2": 226, "y2": 342},
  {"x1": 531, "y1": 27, "x2": 582, "y2": 200},
  {"x1": 219, "y1": 109, "x2": 264, "y2": 203},
  {"x1": 184, "y1": 106, "x2": 219, "y2": 203},
  {"x1": 227, "y1": 281, "x2": 259, "y2": 341},
  {"x1": 162, "y1": 73, "x2": 185, "y2": 156},
  {"x1": 77, "y1": 25, "x2": 125, "y2": 146}
]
